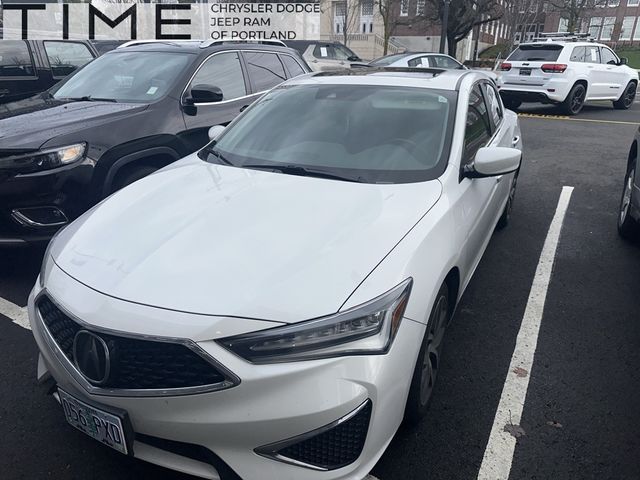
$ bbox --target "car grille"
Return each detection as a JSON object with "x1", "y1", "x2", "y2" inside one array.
[
  {"x1": 263, "y1": 400, "x2": 372, "y2": 470},
  {"x1": 37, "y1": 295, "x2": 232, "y2": 391}
]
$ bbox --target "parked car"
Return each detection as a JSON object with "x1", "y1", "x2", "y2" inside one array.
[
  {"x1": 496, "y1": 34, "x2": 638, "y2": 115},
  {"x1": 0, "y1": 40, "x2": 309, "y2": 246},
  {"x1": 618, "y1": 135, "x2": 639, "y2": 241},
  {"x1": 0, "y1": 40, "x2": 100, "y2": 104},
  {"x1": 30, "y1": 68, "x2": 522, "y2": 479},
  {"x1": 285, "y1": 40, "x2": 361, "y2": 71},
  {"x1": 370, "y1": 52, "x2": 466, "y2": 70}
]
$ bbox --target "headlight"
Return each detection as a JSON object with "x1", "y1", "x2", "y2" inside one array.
[
  {"x1": 2, "y1": 143, "x2": 86, "y2": 173},
  {"x1": 218, "y1": 278, "x2": 412, "y2": 363}
]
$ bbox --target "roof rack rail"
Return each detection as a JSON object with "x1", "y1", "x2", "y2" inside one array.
[
  {"x1": 200, "y1": 39, "x2": 287, "y2": 48},
  {"x1": 117, "y1": 40, "x2": 191, "y2": 49},
  {"x1": 531, "y1": 32, "x2": 593, "y2": 43}
]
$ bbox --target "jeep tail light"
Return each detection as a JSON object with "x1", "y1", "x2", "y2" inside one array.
[
  {"x1": 541, "y1": 63, "x2": 567, "y2": 73},
  {"x1": 500, "y1": 62, "x2": 512, "y2": 71}
]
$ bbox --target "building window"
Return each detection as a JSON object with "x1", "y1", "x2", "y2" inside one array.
[
  {"x1": 600, "y1": 17, "x2": 616, "y2": 40},
  {"x1": 361, "y1": 0, "x2": 374, "y2": 16},
  {"x1": 607, "y1": 0, "x2": 620, "y2": 6},
  {"x1": 416, "y1": 0, "x2": 426, "y2": 16},
  {"x1": 558, "y1": 18, "x2": 568, "y2": 33},
  {"x1": 620, "y1": 16, "x2": 636, "y2": 40},
  {"x1": 400, "y1": 0, "x2": 409, "y2": 16},
  {"x1": 589, "y1": 17, "x2": 603, "y2": 39},
  {"x1": 628, "y1": 0, "x2": 640, "y2": 6},
  {"x1": 635, "y1": 17, "x2": 640, "y2": 40}
]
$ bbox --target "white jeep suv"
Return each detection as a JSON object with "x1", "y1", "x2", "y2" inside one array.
[{"x1": 497, "y1": 38, "x2": 638, "y2": 115}]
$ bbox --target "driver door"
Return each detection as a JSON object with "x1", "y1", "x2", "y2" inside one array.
[
  {"x1": 596, "y1": 47, "x2": 627, "y2": 99},
  {"x1": 181, "y1": 51, "x2": 253, "y2": 152}
]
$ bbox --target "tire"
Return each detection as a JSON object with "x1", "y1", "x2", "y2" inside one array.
[
  {"x1": 112, "y1": 165, "x2": 158, "y2": 193},
  {"x1": 560, "y1": 83, "x2": 586, "y2": 115},
  {"x1": 404, "y1": 283, "x2": 450, "y2": 425},
  {"x1": 618, "y1": 158, "x2": 640, "y2": 241},
  {"x1": 497, "y1": 170, "x2": 519, "y2": 230},
  {"x1": 503, "y1": 99, "x2": 522, "y2": 111},
  {"x1": 613, "y1": 82, "x2": 637, "y2": 110}
]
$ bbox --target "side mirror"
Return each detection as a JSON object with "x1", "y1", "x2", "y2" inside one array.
[
  {"x1": 186, "y1": 84, "x2": 223, "y2": 104},
  {"x1": 208, "y1": 125, "x2": 225, "y2": 141},
  {"x1": 619, "y1": 57, "x2": 628, "y2": 65},
  {"x1": 347, "y1": 55, "x2": 361, "y2": 62},
  {"x1": 465, "y1": 147, "x2": 521, "y2": 178}
]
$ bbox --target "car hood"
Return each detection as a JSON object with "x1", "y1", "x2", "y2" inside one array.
[
  {"x1": 52, "y1": 155, "x2": 442, "y2": 323},
  {"x1": 0, "y1": 97, "x2": 147, "y2": 150}
]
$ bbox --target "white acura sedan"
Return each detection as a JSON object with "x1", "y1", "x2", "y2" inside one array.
[{"x1": 30, "y1": 68, "x2": 523, "y2": 480}]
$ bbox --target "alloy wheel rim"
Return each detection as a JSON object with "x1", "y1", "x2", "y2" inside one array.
[
  {"x1": 624, "y1": 85, "x2": 636, "y2": 107},
  {"x1": 571, "y1": 88, "x2": 584, "y2": 112},
  {"x1": 420, "y1": 295, "x2": 448, "y2": 405},
  {"x1": 620, "y1": 168, "x2": 635, "y2": 224}
]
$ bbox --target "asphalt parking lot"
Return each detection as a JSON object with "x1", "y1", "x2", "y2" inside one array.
[{"x1": 1, "y1": 100, "x2": 639, "y2": 480}]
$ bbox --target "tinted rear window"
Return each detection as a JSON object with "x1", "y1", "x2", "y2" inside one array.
[{"x1": 507, "y1": 44, "x2": 563, "y2": 62}]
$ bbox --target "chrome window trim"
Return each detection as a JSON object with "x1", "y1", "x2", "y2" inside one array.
[
  {"x1": 182, "y1": 49, "x2": 286, "y2": 106},
  {"x1": 254, "y1": 399, "x2": 372, "y2": 471},
  {"x1": 35, "y1": 289, "x2": 241, "y2": 397}
]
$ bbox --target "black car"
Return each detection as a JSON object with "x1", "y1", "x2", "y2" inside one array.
[
  {"x1": 0, "y1": 40, "x2": 102, "y2": 104},
  {"x1": 0, "y1": 40, "x2": 310, "y2": 246}
]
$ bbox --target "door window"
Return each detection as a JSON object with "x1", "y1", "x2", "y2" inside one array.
[
  {"x1": 585, "y1": 46, "x2": 601, "y2": 63},
  {"x1": 280, "y1": 54, "x2": 305, "y2": 77},
  {"x1": 191, "y1": 52, "x2": 247, "y2": 102},
  {"x1": 483, "y1": 83, "x2": 503, "y2": 129},
  {"x1": 463, "y1": 85, "x2": 492, "y2": 166},
  {"x1": 570, "y1": 46, "x2": 587, "y2": 62},
  {"x1": 0, "y1": 41, "x2": 36, "y2": 77},
  {"x1": 243, "y1": 52, "x2": 287, "y2": 92},
  {"x1": 600, "y1": 47, "x2": 619, "y2": 65},
  {"x1": 431, "y1": 55, "x2": 463, "y2": 69},
  {"x1": 44, "y1": 41, "x2": 94, "y2": 78}
]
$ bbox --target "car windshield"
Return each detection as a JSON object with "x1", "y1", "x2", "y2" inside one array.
[
  {"x1": 334, "y1": 44, "x2": 358, "y2": 60},
  {"x1": 369, "y1": 53, "x2": 410, "y2": 66},
  {"x1": 507, "y1": 44, "x2": 563, "y2": 61},
  {"x1": 200, "y1": 84, "x2": 456, "y2": 184},
  {"x1": 51, "y1": 51, "x2": 192, "y2": 103}
]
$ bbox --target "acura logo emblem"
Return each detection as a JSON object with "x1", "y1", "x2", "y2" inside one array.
[{"x1": 73, "y1": 330, "x2": 111, "y2": 386}]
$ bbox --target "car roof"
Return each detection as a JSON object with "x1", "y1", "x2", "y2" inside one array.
[
  {"x1": 285, "y1": 67, "x2": 481, "y2": 91},
  {"x1": 518, "y1": 41, "x2": 606, "y2": 48}
]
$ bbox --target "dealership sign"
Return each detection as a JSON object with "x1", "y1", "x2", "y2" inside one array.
[{"x1": 1, "y1": 1, "x2": 321, "y2": 41}]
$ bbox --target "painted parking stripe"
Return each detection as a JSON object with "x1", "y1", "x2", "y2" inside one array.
[
  {"x1": 477, "y1": 186, "x2": 574, "y2": 480},
  {"x1": 0, "y1": 296, "x2": 30, "y2": 330},
  {"x1": 518, "y1": 113, "x2": 639, "y2": 126}
]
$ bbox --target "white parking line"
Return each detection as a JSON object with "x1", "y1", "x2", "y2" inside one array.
[
  {"x1": 0, "y1": 296, "x2": 30, "y2": 330},
  {"x1": 477, "y1": 186, "x2": 574, "y2": 480}
]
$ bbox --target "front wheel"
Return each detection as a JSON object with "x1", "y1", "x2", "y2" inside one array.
[
  {"x1": 561, "y1": 83, "x2": 586, "y2": 115},
  {"x1": 613, "y1": 82, "x2": 637, "y2": 110},
  {"x1": 618, "y1": 159, "x2": 640, "y2": 241},
  {"x1": 497, "y1": 170, "x2": 519, "y2": 230},
  {"x1": 404, "y1": 283, "x2": 450, "y2": 425}
]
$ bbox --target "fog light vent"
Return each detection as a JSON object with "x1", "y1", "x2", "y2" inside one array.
[
  {"x1": 256, "y1": 400, "x2": 372, "y2": 471},
  {"x1": 11, "y1": 207, "x2": 68, "y2": 228}
]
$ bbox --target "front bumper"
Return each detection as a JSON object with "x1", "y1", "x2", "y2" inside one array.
[
  {"x1": 0, "y1": 159, "x2": 96, "y2": 246},
  {"x1": 29, "y1": 263, "x2": 425, "y2": 479}
]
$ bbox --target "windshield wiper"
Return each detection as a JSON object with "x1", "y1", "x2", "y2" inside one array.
[
  {"x1": 63, "y1": 95, "x2": 118, "y2": 103},
  {"x1": 204, "y1": 146, "x2": 234, "y2": 166},
  {"x1": 241, "y1": 163, "x2": 360, "y2": 182}
]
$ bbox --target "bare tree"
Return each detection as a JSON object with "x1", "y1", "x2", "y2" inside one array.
[
  {"x1": 376, "y1": 0, "x2": 410, "y2": 55},
  {"x1": 423, "y1": 0, "x2": 502, "y2": 57},
  {"x1": 500, "y1": 0, "x2": 541, "y2": 52},
  {"x1": 547, "y1": 0, "x2": 608, "y2": 34},
  {"x1": 320, "y1": 0, "x2": 363, "y2": 47}
]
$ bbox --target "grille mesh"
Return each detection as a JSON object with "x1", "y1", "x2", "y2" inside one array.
[
  {"x1": 37, "y1": 295, "x2": 228, "y2": 390},
  {"x1": 277, "y1": 400, "x2": 372, "y2": 470}
]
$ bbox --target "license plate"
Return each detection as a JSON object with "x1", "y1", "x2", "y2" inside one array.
[
  {"x1": 59, "y1": 389, "x2": 128, "y2": 455},
  {"x1": 519, "y1": 68, "x2": 532, "y2": 76}
]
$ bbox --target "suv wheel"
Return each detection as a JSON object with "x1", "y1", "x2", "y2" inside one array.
[
  {"x1": 404, "y1": 283, "x2": 450, "y2": 425},
  {"x1": 618, "y1": 158, "x2": 639, "y2": 241},
  {"x1": 613, "y1": 82, "x2": 637, "y2": 110},
  {"x1": 561, "y1": 83, "x2": 586, "y2": 115}
]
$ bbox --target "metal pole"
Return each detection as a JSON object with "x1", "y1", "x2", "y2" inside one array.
[{"x1": 439, "y1": 0, "x2": 450, "y2": 54}]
